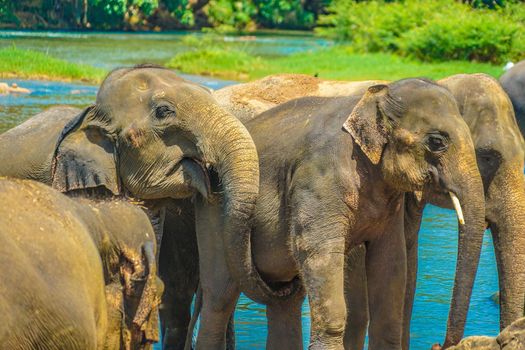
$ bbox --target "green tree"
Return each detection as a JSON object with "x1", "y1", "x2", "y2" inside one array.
[
  {"x1": 0, "y1": 0, "x2": 16, "y2": 23},
  {"x1": 163, "y1": 0, "x2": 195, "y2": 25},
  {"x1": 87, "y1": 0, "x2": 158, "y2": 29},
  {"x1": 205, "y1": 0, "x2": 257, "y2": 31},
  {"x1": 254, "y1": 0, "x2": 315, "y2": 29}
]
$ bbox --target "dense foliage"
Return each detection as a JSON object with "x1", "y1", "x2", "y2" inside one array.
[
  {"x1": 2, "y1": 0, "x2": 525, "y2": 63},
  {"x1": 0, "y1": 0, "x2": 328, "y2": 30},
  {"x1": 317, "y1": 0, "x2": 525, "y2": 63}
]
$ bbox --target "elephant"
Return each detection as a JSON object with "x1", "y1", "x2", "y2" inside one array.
[
  {"x1": 212, "y1": 73, "x2": 386, "y2": 122},
  {"x1": 401, "y1": 74, "x2": 525, "y2": 348},
  {"x1": 214, "y1": 73, "x2": 524, "y2": 349},
  {"x1": 0, "y1": 64, "x2": 261, "y2": 349},
  {"x1": 500, "y1": 60, "x2": 525, "y2": 139},
  {"x1": 0, "y1": 177, "x2": 161, "y2": 349},
  {"x1": 195, "y1": 78, "x2": 485, "y2": 349},
  {"x1": 345, "y1": 74, "x2": 525, "y2": 350}
]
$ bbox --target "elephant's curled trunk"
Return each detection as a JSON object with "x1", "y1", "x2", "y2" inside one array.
[{"x1": 200, "y1": 105, "x2": 300, "y2": 304}]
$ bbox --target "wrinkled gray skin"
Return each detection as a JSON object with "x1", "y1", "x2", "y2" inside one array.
[
  {"x1": 500, "y1": 60, "x2": 525, "y2": 138},
  {"x1": 0, "y1": 178, "x2": 161, "y2": 350},
  {"x1": 198, "y1": 79, "x2": 484, "y2": 349},
  {"x1": 0, "y1": 65, "x2": 261, "y2": 350}
]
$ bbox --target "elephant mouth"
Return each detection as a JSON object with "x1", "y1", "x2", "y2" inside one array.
[
  {"x1": 426, "y1": 165, "x2": 460, "y2": 194},
  {"x1": 165, "y1": 157, "x2": 211, "y2": 198},
  {"x1": 426, "y1": 166, "x2": 465, "y2": 225}
]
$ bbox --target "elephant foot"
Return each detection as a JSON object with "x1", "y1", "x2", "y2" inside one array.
[{"x1": 163, "y1": 327, "x2": 190, "y2": 350}]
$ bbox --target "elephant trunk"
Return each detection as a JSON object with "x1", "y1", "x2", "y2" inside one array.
[
  {"x1": 443, "y1": 155, "x2": 486, "y2": 348},
  {"x1": 489, "y1": 169, "x2": 525, "y2": 329},
  {"x1": 196, "y1": 105, "x2": 295, "y2": 304}
]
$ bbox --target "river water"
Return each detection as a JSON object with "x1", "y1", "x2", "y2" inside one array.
[{"x1": 0, "y1": 31, "x2": 499, "y2": 349}]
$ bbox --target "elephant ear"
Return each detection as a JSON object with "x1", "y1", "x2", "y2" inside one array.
[
  {"x1": 51, "y1": 106, "x2": 120, "y2": 195},
  {"x1": 343, "y1": 84, "x2": 390, "y2": 165}
]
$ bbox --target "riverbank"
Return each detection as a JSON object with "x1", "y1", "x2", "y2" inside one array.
[
  {"x1": 0, "y1": 47, "x2": 105, "y2": 83},
  {"x1": 167, "y1": 45, "x2": 503, "y2": 81},
  {"x1": 0, "y1": 42, "x2": 504, "y2": 84}
]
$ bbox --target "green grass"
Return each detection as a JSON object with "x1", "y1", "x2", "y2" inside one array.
[
  {"x1": 167, "y1": 45, "x2": 503, "y2": 82},
  {"x1": 0, "y1": 42, "x2": 504, "y2": 84},
  {"x1": 0, "y1": 47, "x2": 106, "y2": 83}
]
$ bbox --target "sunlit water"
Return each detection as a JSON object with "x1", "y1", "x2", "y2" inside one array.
[
  {"x1": 0, "y1": 78, "x2": 499, "y2": 349},
  {"x1": 0, "y1": 30, "x2": 331, "y2": 69}
]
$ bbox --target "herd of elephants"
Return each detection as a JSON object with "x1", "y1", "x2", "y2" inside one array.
[{"x1": 3, "y1": 60, "x2": 525, "y2": 350}]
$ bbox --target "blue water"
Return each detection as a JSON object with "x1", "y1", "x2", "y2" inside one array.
[{"x1": 0, "y1": 79, "x2": 500, "y2": 349}]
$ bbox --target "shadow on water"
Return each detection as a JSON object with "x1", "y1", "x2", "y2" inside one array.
[{"x1": 0, "y1": 42, "x2": 499, "y2": 348}]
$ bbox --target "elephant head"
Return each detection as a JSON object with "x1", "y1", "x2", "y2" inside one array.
[
  {"x1": 50, "y1": 65, "x2": 266, "y2": 298},
  {"x1": 440, "y1": 74, "x2": 525, "y2": 330},
  {"x1": 52, "y1": 64, "x2": 258, "y2": 199},
  {"x1": 344, "y1": 79, "x2": 486, "y2": 347}
]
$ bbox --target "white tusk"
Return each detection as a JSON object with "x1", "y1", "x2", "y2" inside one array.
[{"x1": 449, "y1": 192, "x2": 465, "y2": 225}]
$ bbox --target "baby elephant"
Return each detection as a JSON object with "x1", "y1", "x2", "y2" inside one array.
[{"x1": 0, "y1": 178, "x2": 162, "y2": 350}]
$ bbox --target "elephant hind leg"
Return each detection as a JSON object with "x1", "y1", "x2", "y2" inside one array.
[
  {"x1": 159, "y1": 206, "x2": 199, "y2": 350},
  {"x1": 195, "y1": 202, "x2": 240, "y2": 350},
  {"x1": 197, "y1": 279, "x2": 239, "y2": 350},
  {"x1": 266, "y1": 291, "x2": 305, "y2": 350}
]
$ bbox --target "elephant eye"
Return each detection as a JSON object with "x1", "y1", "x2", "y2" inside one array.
[
  {"x1": 425, "y1": 133, "x2": 448, "y2": 153},
  {"x1": 155, "y1": 105, "x2": 175, "y2": 120}
]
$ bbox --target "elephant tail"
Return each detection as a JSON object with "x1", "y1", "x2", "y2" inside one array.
[{"x1": 184, "y1": 283, "x2": 202, "y2": 350}]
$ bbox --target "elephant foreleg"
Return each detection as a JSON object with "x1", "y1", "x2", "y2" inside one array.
[
  {"x1": 297, "y1": 230, "x2": 347, "y2": 350},
  {"x1": 366, "y1": 212, "x2": 406, "y2": 350},
  {"x1": 343, "y1": 244, "x2": 368, "y2": 350},
  {"x1": 402, "y1": 193, "x2": 425, "y2": 350},
  {"x1": 266, "y1": 292, "x2": 305, "y2": 350}
]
